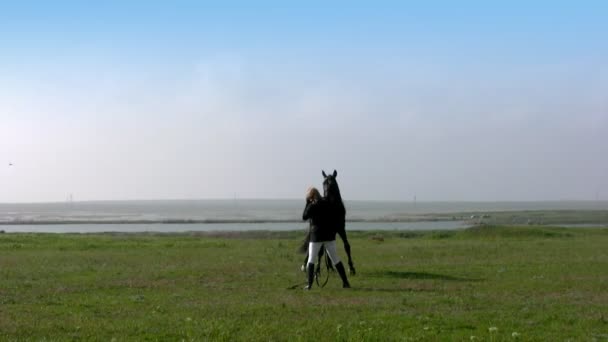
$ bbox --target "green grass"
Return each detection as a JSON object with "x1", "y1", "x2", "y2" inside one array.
[{"x1": 1, "y1": 226, "x2": 608, "y2": 341}]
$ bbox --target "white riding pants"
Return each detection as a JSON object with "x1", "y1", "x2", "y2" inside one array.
[{"x1": 307, "y1": 240, "x2": 341, "y2": 265}]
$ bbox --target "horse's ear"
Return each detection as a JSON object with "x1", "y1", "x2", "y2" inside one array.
[
  {"x1": 322, "y1": 170, "x2": 327, "y2": 178},
  {"x1": 333, "y1": 170, "x2": 338, "y2": 178}
]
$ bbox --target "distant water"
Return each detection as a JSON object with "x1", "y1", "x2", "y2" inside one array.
[
  {"x1": 0, "y1": 199, "x2": 606, "y2": 233},
  {"x1": 1, "y1": 199, "x2": 606, "y2": 222}
]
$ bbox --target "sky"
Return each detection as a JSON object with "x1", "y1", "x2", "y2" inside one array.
[{"x1": 1, "y1": 1, "x2": 607, "y2": 202}]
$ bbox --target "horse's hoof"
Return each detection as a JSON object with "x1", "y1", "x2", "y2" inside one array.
[
  {"x1": 349, "y1": 268, "x2": 356, "y2": 276},
  {"x1": 303, "y1": 285, "x2": 312, "y2": 290}
]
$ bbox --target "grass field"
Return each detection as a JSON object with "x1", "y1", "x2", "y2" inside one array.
[{"x1": 1, "y1": 226, "x2": 608, "y2": 341}]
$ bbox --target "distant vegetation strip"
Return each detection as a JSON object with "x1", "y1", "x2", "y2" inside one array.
[{"x1": 429, "y1": 209, "x2": 608, "y2": 225}]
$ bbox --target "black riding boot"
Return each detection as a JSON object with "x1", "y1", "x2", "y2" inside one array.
[
  {"x1": 335, "y1": 262, "x2": 351, "y2": 288},
  {"x1": 304, "y1": 263, "x2": 315, "y2": 290}
]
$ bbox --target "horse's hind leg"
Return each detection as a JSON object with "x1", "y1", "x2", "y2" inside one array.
[{"x1": 338, "y1": 228, "x2": 356, "y2": 275}]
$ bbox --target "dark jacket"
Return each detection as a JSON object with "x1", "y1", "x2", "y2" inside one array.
[{"x1": 302, "y1": 199, "x2": 336, "y2": 242}]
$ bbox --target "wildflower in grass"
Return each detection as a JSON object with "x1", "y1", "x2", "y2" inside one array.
[
  {"x1": 423, "y1": 326, "x2": 429, "y2": 331},
  {"x1": 512, "y1": 332, "x2": 520, "y2": 338},
  {"x1": 185, "y1": 317, "x2": 192, "y2": 322},
  {"x1": 488, "y1": 327, "x2": 498, "y2": 333},
  {"x1": 470, "y1": 336, "x2": 477, "y2": 340}
]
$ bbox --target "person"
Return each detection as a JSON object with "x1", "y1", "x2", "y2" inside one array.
[{"x1": 302, "y1": 187, "x2": 350, "y2": 290}]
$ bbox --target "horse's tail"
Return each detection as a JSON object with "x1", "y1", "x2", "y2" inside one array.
[{"x1": 297, "y1": 230, "x2": 311, "y2": 254}]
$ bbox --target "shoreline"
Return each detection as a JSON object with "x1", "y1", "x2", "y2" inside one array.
[
  {"x1": 0, "y1": 225, "x2": 606, "y2": 240},
  {"x1": 1, "y1": 225, "x2": 606, "y2": 237},
  {"x1": 0, "y1": 217, "x2": 462, "y2": 225}
]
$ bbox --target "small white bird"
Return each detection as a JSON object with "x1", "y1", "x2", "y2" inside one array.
[{"x1": 8, "y1": 163, "x2": 13, "y2": 166}]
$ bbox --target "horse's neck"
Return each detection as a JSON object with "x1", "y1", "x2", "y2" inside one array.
[
  {"x1": 327, "y1": 194, "x2": 346, "y2": 213},
  {"x1": 327, "y1": 186, "x2": 341, "y2": 202},
  {"x1": 326, "y1": 192, "x2": 340, "y2": 203}
]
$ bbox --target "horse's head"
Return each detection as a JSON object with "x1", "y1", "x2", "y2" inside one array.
[{"x1": 322, "y1": 170, "x2": 340, "y2": 199}]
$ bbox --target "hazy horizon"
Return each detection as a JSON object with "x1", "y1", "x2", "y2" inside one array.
[
  {"x1": 2, "y1": 2, "x2": 607, "y2": 203},
  {"x1": 3, "y1": 198, "x2": 608, "y2": 206}
]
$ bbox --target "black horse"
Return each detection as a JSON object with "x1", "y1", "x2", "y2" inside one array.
[
  {"x1": 322, "y1": 170, "x2": 355, "y2": 275},
  {"x1": 299, "y1": 170, "x2": 356, "y2": 275}
]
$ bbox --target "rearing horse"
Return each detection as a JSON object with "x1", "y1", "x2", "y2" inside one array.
[
  {"x1": 322, "y1": 170, "x2": 356, "y2": 275},
  {"x1": 299, "y1": 170, "x2": 356, "y2": 276}
]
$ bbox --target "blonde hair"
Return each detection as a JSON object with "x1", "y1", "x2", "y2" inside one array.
[{"x1": 306, "y1": 187, "x2": 322, "y2": 203}]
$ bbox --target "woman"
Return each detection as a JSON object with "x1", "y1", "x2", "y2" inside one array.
[{"x1": 302, "y1": 187, "x2": 350, "y2": 290}]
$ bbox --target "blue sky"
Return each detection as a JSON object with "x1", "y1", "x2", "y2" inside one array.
[{"x1": 1, "y1": 1, "x2": 607, "y2": 202}]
